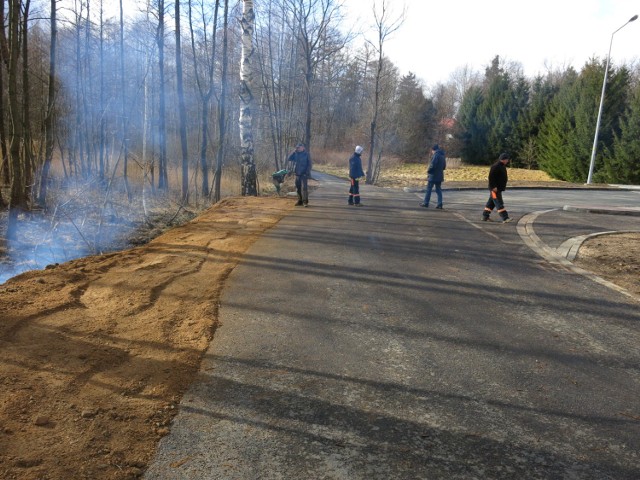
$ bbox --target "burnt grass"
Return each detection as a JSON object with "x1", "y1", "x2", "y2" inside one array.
[{"x1": 0, "y1": 191, "x2": 204, "y2": 284}]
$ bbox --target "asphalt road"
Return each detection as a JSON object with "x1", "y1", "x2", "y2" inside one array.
[{"x1": 144, "y1": 175, "x2": 640, "y2": 479}]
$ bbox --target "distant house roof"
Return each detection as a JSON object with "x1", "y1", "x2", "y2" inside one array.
[{"x1": 440, "y1": 118, "x2": 455, "y2": 130}]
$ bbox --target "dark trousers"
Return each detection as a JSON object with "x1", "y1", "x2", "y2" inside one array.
[
  {"x1": 295, "y1": 175, "x2": 308, "y2": 203},
  {"x1": 483, "y1": 190, "x2": 508, "y2": 219},
  {"x1": 348, "y1": 177, "x2": 360, "y2": 204}
]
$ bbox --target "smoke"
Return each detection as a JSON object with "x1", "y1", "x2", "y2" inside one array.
[
  {"x1": 1, "y1": 215, "x2": 95, "y2": 285},
  {"x1": 0, "y1": 179, "x2": 148, "y2": 286}
]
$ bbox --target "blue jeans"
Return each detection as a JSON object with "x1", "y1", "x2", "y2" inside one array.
[{"x1": 424, "y1": 181, "x2": 442, "y2": 207}]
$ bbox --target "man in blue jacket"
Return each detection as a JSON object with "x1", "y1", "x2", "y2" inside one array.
[
  {"x1": 288, "y1": 142, "x2": 312, "y2": 206},
  {"x1": 348, "y1": 145, "x2": 365, "y2": 206},
  {"x1": 420, "y1": 144, "x2": 446, "y2": 209}
]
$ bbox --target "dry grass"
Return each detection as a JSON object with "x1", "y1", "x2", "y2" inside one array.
[
  {"x1": 42, "y1": 154, "x2": 280, "y2": 200},
  {"x1": 313, "y1": 156, "x2": 557, "y2": 188}
]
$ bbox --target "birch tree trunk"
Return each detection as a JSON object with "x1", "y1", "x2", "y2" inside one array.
[{"x1": 239, "y1": 0, "x2": 257, "y2": 196}]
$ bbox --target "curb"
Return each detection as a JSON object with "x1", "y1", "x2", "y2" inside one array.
[
  {"x1": 403, "y1": 186, "x2": 625, "y2": 193},
  {"x1": 563, "y1": 205, "x2": 640, "y2": 216},
  {"x1": 557, "y1": 230, "x2": 640, "y2": 261},
  {"x1": 516, "y1": 210, "x2": 639, "y2": 302}
]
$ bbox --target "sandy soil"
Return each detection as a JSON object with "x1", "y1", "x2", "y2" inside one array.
[
  {"x1": 0, "y1": 196, "x2": 293, "y2": 480},
  {"x1": 0, "y1": 192, "x2": 638, "y2": 480},
  {"x1": 573, "y1": 231, "x2": 640, "y2": 298}
]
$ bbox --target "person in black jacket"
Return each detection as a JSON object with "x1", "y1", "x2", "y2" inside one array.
[
  {"x1": 482, "y1": 153, "x2": 512, "y2": 223},
  {"x1": 287, "y1": 142, "x2": 312, "y2": 206},
  {"x1": 348, "y1": 145, "x2": 365, "y2": 206}
]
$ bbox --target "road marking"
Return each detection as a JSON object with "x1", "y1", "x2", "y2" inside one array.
[{"x1": 451, "y1": 212, "x2": 506, "y2": 242}]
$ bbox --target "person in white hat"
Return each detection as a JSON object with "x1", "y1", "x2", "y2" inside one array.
[{"x1": 348, "y1": 145, "x2": 365, "y2": 206}]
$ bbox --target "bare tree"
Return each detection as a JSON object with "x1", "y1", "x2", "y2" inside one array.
[
  {"x1": 70, "y1": 2, "x2": 84, "y2": 177},
  {"x1": 157, "y1": 0, "x2": 168, "y2": 190},
  {"x1": 6, "y1": 0, "x2": 27, "y2": 240},
  {"x1": 255, "y1": 0, "x2": 292, "y2": 170},
  {"x1": 175, "y1": 0, "x2": 189, "y2": 200},
  {"x1": 0, "y1": 1, "x2": 9, "y2": 195},
  {"x1": 449, "y1": 64, "x2": 481, "y2": 112},
  {"x1": 239, "y1": 0, "x2": 257, "y2": 196},
  {"x1": 98, "y1": 0, "x2": 106, "y2": 181},
  {"x1": 21, "y1": 0, "x2": 34, "y2": 197},
  {"x1": 120, "y1": 0, "x2": 131, "y2": 198},
  {"x1": 37, "y1": 0, "x2": 58, "y2": 207},
  {"x1": 189, "y1": 0, "x2": 221, "y2": 199},
  {"x1": 365, "y1": 0, "x2": 404, "y2": 184},
  {"x1": 286, "y1": 0, "x2": 348, "y2": 149},
  {"x1": 138, "y1": 3, "x2": 157, "y2": 192},
  {"x1": 213, "y1": 0, "x2": 229, "y2": 202}
]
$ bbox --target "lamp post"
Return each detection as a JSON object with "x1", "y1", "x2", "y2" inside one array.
[{"x1": 587, "y1": 14, "x2": 638, "y2": 184}]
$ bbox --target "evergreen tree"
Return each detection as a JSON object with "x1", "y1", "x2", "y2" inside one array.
[
  {"x1": 605, "y1": 82, "x2": 640, "y2": 184},
  {"x1": 456, "y1": 85, "x2": 487, "y2": 164},
  {"x1": 537, "y1": 74, "x2": 578, "y2": 180},
  {"x1": 392, "y1": 72, "x2": 430, "y2": 159},
  {"x1": 485, "y1": 73, "x2": 529, "y2": 163},
  {"x1": 516, "y1": 74, "x2": 559, "y2": 169},
  {"x1": 457, "y1": 56, "x2": 529, "y2": 164},
  {"x1": 538, "y1": 60, "x2": 629, "y2": 182}
]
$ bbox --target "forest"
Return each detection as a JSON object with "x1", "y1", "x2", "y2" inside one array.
[{"x1": 0, "y1": 0, "x2": 639, "y2": 279}]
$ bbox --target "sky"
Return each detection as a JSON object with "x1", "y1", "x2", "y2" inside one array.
[
  {"x1": 343, "y1": 0, "x2": 640, "y2": 87},
  {"x1": 106, "y1": 0, "x2": 639, "y2": 87}
]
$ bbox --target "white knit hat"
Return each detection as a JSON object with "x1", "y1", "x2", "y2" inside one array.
[{"x1": 355, "y1": 145, "x2": 364, "y2": 154}]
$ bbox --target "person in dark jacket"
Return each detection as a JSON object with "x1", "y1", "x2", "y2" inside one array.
[
  {"x1": 482, "y1": 152, "x2": 512, "y2": 223},
  {"x1": 348, "y1": 145, "x2": 366, "y2": 206},
  {"x1": 287, "y1": 142, "x2": 312, "y2": 206},
  {"x1": 420, "y1": 144, "x2": 446, "y2": 208}
]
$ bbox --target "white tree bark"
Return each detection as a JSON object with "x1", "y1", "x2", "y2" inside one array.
[{"x1": 239, "y1": 0, "x2": 257, "y2": 195}]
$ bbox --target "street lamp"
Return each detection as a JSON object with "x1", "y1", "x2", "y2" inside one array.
[{"x1": 587, "y1": 14, "x2": 638, "y2": 185}]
